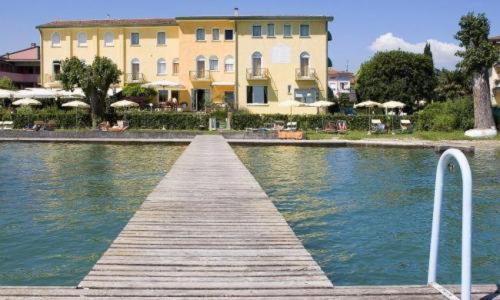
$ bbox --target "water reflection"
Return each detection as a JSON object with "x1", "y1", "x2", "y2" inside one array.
[
  {"x1": 0, "y1": 143, "x2": 185, "y2": 285},
  {"x1": 234, "y1": 146, "x2": 499, "y2": 285}
]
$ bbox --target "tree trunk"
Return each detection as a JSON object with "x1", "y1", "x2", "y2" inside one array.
[
  {"x1": 89, "y1": 89, "x2": 99, "y2": 128},
  {"x1": 472, "y1": 70, "x2": 495, "y2": 129}
]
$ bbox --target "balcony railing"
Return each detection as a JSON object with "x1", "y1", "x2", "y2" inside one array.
[
  {"x1": 246, "y1": 68, "x2": 269, "y2": 80},
  {"x1": 126, "y1": 73, "x2": 146, "y2": 83},
  {"x1": 295, "y1": 68, "x2": 317, "y2": 80},
  {"x1": 189, "y1": 70, "x2": 212, "y2": 81}
]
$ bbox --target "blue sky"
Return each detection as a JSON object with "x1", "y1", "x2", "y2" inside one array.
[{"x1": 0, "y1": 0, "x2": 498, "y2": 72}]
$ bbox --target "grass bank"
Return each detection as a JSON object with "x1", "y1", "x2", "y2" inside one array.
[{"x1": 305, "y1": 130, "x2": 500, "y2": 141}]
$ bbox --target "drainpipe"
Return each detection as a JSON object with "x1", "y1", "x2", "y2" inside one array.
[
  {"x1": 234, "y1": 20, "x2": 239, "y2": 111},
  {"x1": 38, "y1": 28, "x2": 43, "y2": 86}
]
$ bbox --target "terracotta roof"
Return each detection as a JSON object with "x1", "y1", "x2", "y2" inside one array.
[
  {"x1": 37, "y1": 18, "x2": 177, "y2": 28},
  {"x1": 328, "y1": 67, "x2": 354, "y2": 78},
  {"x1": 176, "y1": 15, "x2": 333, "y2": 21},
  {"x1": 489, "y1": 35, "x2": 500, "y2": 42}
]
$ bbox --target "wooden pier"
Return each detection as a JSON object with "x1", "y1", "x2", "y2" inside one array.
[{"x1": 0, "y1": 136, "x2": 496, "y2": 299}]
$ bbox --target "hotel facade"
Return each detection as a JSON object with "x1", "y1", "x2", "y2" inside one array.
[{"x1": 37, "y1": 14, "x2": 332, "y2": 114}]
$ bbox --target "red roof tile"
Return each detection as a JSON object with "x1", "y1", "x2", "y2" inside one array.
[{"x1": 37, "y1": 18, "x2": 177, "y2": 28}]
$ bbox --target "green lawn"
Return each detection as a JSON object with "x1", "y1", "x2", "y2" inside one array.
[{"x1": 305, "y1": 130, "x2": 500, "y2": 141}]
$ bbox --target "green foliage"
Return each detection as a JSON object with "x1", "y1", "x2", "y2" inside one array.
[
  {"x1": 0, "y1": 76, "x2": 16, "y2": 90},
  {"x1": 423, "y1": 43, "x2": 433, "y2": 61},
  {"x1": 416, "y1": 97, "x2": 473, "y2": 131},
  {"x1": 11, "y1": 106, "x2": 91, "y2": 128},
  {"x1": 434, "y1": 68, "x2": 471, "y2": 100},
  {"x1": 455, "y1": 12, "x2": 499, "y2": 74},
  {"x1": 231, "y1": 112, "x2": 415, "y2": 131},
  {"x1": 122, "y1": 83, "x2": 157, "y2": 98},
  {"x1": 116, "y1": 111, "x2": 209, "y2": 129},
  {"x1": 210, "y1": 108, "x2": 228, "y2": 121},
  {"x1": 355, "y1": 50, "x2": 436, "y2": 106},
  {"x1": 60, "y1": 56, "x2": 122, "y2": 127}
]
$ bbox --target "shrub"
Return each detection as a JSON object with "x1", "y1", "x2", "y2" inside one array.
[
  {"x1": 122, "y1": 84, "x2": 157, "y2": 98},
  {"x1": 116, "y1": 111, "x2": 209, "y2": 129},
  {"x1": 416, "y1": 97, "x2": 473, "y2": 131},
  {"x1": 12, "y1": 106, "x2": 92, "y2": 128}
]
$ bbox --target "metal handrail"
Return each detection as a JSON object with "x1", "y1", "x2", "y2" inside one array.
[{"x1": 428, "y1": 148, "x2": 472, "y2": 300}]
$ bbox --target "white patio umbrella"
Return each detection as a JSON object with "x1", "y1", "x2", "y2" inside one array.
[
  {"x1": 0, "y1": 89, "x2": 13, "y2": 98},
  {"x1": 307, "y1": 100, "x2": 335, "y2": 114},
  {"x1": 107, "y1": 87, "x2": 123, "y2": 97},
  {"x1": 12, "y1": 98, "x2": 42, "y2": 106},
  {"x1": 279, "y1": 99, "x2": 304, "y2": 115},
  {"x1": 111, "y1": 99, "x2": 139, "y2": 121},
  {"x1": 57, "y1": 88, "x2": 85, "y2": 99},
  {"x1": 382, "y1": 101, "x2": 405, "y2": 134},
  {"x1": 142, "y1": 80, "x2": 185, "y2": 89},
  {"x1": 62, "y1": 100, "x2": 90, "y2": 130},
  {"x1": 15, "y1": 88, "x2": 58, "y2": 99},
  {"x1": 354, "y1": 100, "x2": 382, "y2": 133}
]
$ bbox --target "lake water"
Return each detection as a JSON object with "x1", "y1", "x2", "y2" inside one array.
[
  {"x1": 233, "y1": 146, "x2": 499, "y2": 285},
  {"x1": 0, "y1": 143, "x2": 185, "y2": 285}
]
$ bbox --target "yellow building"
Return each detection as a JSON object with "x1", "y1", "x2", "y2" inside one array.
[{"x1": 37, "y1": 14, "x2": 332, "y2": 114}]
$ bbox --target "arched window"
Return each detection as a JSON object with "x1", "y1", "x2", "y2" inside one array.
[
  {"x1": 51, "y1": 32, "x2": 61, "y2": 47},
  {"x1": 104, "y1": 32, "x2": 114, "y2": 47},
  {"x1": 300, "y1": 52, "x2": 310, "y2": 76},
  {"x1": 224, "y1": 56, "x2": 234, "y2": 72},
  {"x1": 172, "y1": 58, "x2": 179, "y2": 75},
  {"x1": 157, "y1": 58, "x2": 166, "y2": 75},
  {"x1": 209, "y1": 55, "x2": 219, "y2": 71},
  {"x1": 77, "y1": 32, "x2": 87, "y2": 47},
  {"x1": 131, "y1": 58, "x2": 140, "y2": 81},
  {"x1": 251, "y1": 52, "x2": 262, "y2": 76}
]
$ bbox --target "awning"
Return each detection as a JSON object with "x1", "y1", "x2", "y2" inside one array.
[{"x1": 212, "y1": 81, "x2": 235, "y2": 86}]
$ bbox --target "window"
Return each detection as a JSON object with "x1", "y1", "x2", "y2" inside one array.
[
  {"x1": 104, "y1": 32, "x2": 114, "y2": 47},
  {"x1": 224, "y1": 91, "x2": 235, "y2": 109},
  {"x1": 131, "y1": 32, "x2": 140, "y2": 45},
  {"x1": 294, "y1": 88, "x2": 318, "y2": 103},
  {"x1": 159, "y1": 90, "x2": 168, "y2": 102},
  {"x1": 251, "y1": 52, "x2": 262, "y2": 76},
  {"x1": 196, "y1": 28, "x2": 205, "y2": 41},
  {"x1": 300, "y1": 52, "x2": 310, "y2": 76},
  {"x1": 51, "y1": 32, "x2": 61, "y2": 47},
  {"x1": 157, "y1": 58, "x2": 166, "y2": 75},
  {"x1": 157, "y1": 32, "x2": 166, "y2": 45},
  {"x1": 283, "y1": 24, "x2": 292, "y2": 37},
  {"x1": 300, "y1": 24, "x2": 310, "y2": 37},
  {"x1": 77, "y1": 32, "x2": 87, "y2": 47},
  {"x1": 247, "y1": 86, "x2": 268, "y2": 104},
  {"x1": 209, "y1": 56, "x2": 219, "y2": 71},
  {"x1": 52, "y1": 60, "x2": 61, "y2": 76},
  {"x1": 224, "y1": 56, "x2": 234, "y2": 72},
  {"x1": 212, "y1": 28, "x2": 220, "y2": 41},
  {"x1": 172, "y1": 58, "x2": 179, "y2": 75},
  {"x1": 252, "y1": 25, "x2": 262, "y2": 37},
  {"x1": 224, "y1": 29, "x2": 234, "y2": 40},
  {"x1": 267, "y1": 24, "x2": 275, "y2": 37},
  {"x1": 131, "y1": 58, "x2": 140, "y2": 80}
]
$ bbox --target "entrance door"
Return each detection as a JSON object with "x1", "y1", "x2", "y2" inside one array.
[
  {"x1": 131, "y1": 59, "x2": 140, "y2": 81},
  {"x1": 193, "y1": 89, "x2": 205, "y2": 111},
  {"x1": 300, "y1": 52, "x2": 310, "y2": 77}
]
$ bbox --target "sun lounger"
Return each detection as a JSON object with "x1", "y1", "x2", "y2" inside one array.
[
  {"x1": 337, "y1": 120, "x2": 348, "y2": 134},
  {"x1": 0, "y1": 121, "x2": 13, "y2": 130},
  {"x1": 98, "y1": 121, "x2": 111, "y2": 131},
  {"x1": 322, "y1": 121, "x2": 337, "y2": 133},
  {"x1": 370, "y1": 119, "x2": 386, "y2": 134},
  {"x1": 400, "y1": 119, "x2": 413, "y2": 133},
  {"x1": 272, "y1": 121, "x2": 285, "y2": 131},
  {"x1": 285, "y1": 121, "x2": 298, "y2": 131},
  {"x1": 108, "y1": 120, "x2": 129, "y2": 132}
]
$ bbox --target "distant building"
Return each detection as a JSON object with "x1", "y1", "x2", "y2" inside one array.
[
  {"x1": 328, "y1": 67, "x2": 356, "y2": 101},
  {"x1": 489, "y1": 35, "x2": 499, "y2": 107},
  {"x1": 0, "y1": 43, "x2": 40, "y2": 88}
]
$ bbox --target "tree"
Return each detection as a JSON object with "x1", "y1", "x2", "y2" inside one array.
[
  {"x1": 434, "y1": 68, "x2": 472, "y2": 100},
  {"x1": 455, "y1": 12, "x2": 498, "y2": 130},
  {"x1": 60, "y1": 56, "x2": 122, "y2": 127},
  {"x1": 355, "y1": 50, "x2": 436, "y2": 107},
  {"x1": 424, "y1": 42, "x2": 433, "y2": 64},
  {"x1": 0, "y1": 76, "x2": 16, "y2": 90}
]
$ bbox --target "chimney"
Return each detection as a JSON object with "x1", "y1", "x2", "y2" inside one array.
[
  {"x1": 31, "y1": 43, "x2": 37, "y2": 48},
  {"x1": 233, "y1": 7, "x2": 239, "y2": 17}
]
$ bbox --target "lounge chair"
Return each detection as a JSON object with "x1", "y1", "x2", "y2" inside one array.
[
  {"x1": 0, "y1": 121, "x2": 13, "y2": 130},
  {"x1": 336, "y1": 120, "x2": 348, "y2": 134},
  {"x1": 370, "y1": 119, "x2": 386, "y2": 134},
  {"x1": 272, "y1": 121, "x2": 285, "y2": 131},
  {"x1": 400, "y1": 119, "x2": 413, "y2": 133},
  {"x1": 98, "y1": 121, "x2": 111, "y2": 131},
  {"x1": 322, "y1": 121, "x2": 337, "y2": 133},
  {"x1": 285, "y1": 121, "x2": 298, "y2": 131},
  {"x1": 108, "y1": 120, "x2": 129, "y2": 132}
]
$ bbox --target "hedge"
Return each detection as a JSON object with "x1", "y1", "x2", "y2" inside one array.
[
  {"x1": 231, "y1": 112, "x2": 416, "y2": 131},
  {"x1": 415, "y1": 97, "x2": 473, "y2": 131},
  {"x1": 116, "y1": 111, "x2": 210, "y2": 129},
  {"x1": 1, "y1": 107, "x2": 92, "y2": 129}
]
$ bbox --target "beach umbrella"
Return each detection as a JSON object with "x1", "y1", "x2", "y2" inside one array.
[
  {"x1": 111, "y1": 99, "x2": 139, "y2": 121},
  {"x1": 307, "y1": 100, "x2": 335, "y2": 115},
  {"x1": 354, "y1": 100, "x2": 382, "y2": 133},
  {"x1": 382, "y1": 101, "x2": 406, "y2": 134},
  {"x1": 279, "y1": 99, "x2": 304, "y2": 115},
  {"x1": 107, "y1": 87, "x2": 123, "y2": 97},
  {"x1": 62, "y1": 100, "x2": 90, "y2": 130},
  {"x1": 57, "y1": 88, "x2": 85, "y2": 99},
  {"x1": 142, "y1": 80, "x2": 185, "y2": 89},
  {"x1": 12, "y1": 98, "x2": 42, "y2": 106}
]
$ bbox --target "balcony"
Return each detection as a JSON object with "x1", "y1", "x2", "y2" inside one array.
[
  {"x1": 295, "y1": 68, "x2": 317, "y2": 81},
  {"x1": 0, "y1": 71, "x2": 39, "y2": 83},
  {"x1": 126, "y1": 73, "x2": 146, "y2": 83},
  {"x1": 189, "y1": 70, "x2": 212, "y2": 82},
  {"x1": 246, "y1": 68, "x2": 269, "y2": 80}
]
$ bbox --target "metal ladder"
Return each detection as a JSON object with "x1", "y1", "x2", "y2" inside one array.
[{"x1": 428, "y1": 149, "x2": 472, "y2": 300}]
